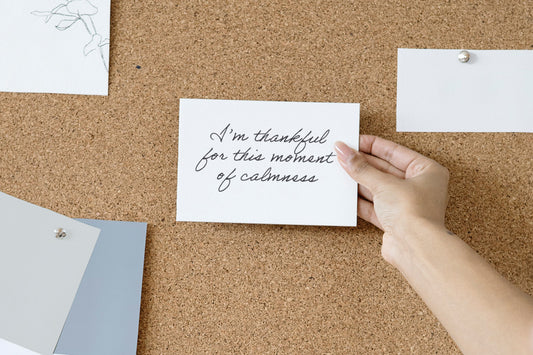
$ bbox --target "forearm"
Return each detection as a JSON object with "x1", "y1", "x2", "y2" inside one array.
[{"x1": 390, "y1": 220, "x2": 533, "y2": 355}]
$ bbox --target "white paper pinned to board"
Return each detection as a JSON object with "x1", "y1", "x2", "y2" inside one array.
[
  {"x1": 0, "y1": 0, "x2": 111, "y2": 95},
  {"x1": 396, "y1": 48, "x2": 533, "y2": 132}
]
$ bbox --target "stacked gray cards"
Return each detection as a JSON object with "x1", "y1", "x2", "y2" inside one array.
[{"x1": 0, "y1": 192, "x2": 147, "y2": 355}]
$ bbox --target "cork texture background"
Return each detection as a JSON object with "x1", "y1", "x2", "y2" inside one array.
[{"x1": 1, "y1": 0, "x2": 532, "y2": 353}]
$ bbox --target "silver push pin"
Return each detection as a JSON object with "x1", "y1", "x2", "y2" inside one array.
[
  {"x1": 458, "y1": 50, "x2": 470, "y2": 63},
  {"x1": 55, "y1": 228, "x2": 67, "y2": 239}
]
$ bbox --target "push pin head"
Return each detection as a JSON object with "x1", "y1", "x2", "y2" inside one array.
[
  {"x1": 458, "y1": 50, "x2": 470, "y2": 63},
  {"x1": 55, "y1": 228, "x2": 67, "y2": 239}
]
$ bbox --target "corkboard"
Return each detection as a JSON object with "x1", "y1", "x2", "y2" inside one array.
[{"x1": 1, "y1": 0, "x2": 532, "y2": 353}]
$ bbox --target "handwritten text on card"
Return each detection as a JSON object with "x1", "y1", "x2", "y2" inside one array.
[
  {"x1": 195, "y1": 124, "x2": 335, "y2": 192},
  {"x1": 177, "y1": 99, "x2": 359, "y2": 226}
]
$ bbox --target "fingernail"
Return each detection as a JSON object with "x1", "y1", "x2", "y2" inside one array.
[{"x1": 334, "y1": 141, "x2": 356, "y2": 164}]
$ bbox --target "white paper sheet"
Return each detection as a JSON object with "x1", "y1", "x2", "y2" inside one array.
[
  {"x1": 0, "y1": 339, "x2": 68, "y2": 355},
  {"x1": 396, "y1": 48, "x2": 533, "y2": 132},
  {"x1": 177, "y1": 99, "x2": 359, "y2": 227},
  {"x1": 0, "y1": 0, "x2": 110, "y2": 95},
  {"x1": 0, "y1": 192, "x2": 100, "y2": 355},
  {"x1": 0, "y1": 338, "x2": 40, "y2": 355}
]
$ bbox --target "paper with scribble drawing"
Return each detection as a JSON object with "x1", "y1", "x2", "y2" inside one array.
[
  {"x1": 0, "y1": 0, "x2": 110, "y2": 95},
  {"x1": 177, "y1": 99, "x2": 359, "y2": 227}
]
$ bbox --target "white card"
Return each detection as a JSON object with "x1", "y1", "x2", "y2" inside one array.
[
  {"x1": 0, "y1": 192, "x2": 100, "y2": 355},
  {"x1": 396, "y1": 48, "x2": 533, "y2": 132},
  {"x1": 177, "y1": 99, "x2": 359, "y2": 227},
  {"x1": 0, "y1": 0, "x2": 110, "y2": 95}
]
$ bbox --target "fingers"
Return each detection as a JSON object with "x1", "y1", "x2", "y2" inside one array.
[
  {"x1": 359, "y1": 135, "x2": 433, "y2": 173},
  {"x1": 363, "y1": 153, "x2": 405, "y2": 179},
  {"x1": 358, "y1": 184, "x2": 373, "y2": 202},
  {"x1": 335, "y1": 141, "x2": 392, "y2": 193},
  {"x1": 353, "y1": 152, "x2": 405, "y2": 202},
  {"x1": 358, "y1": 198, "x2": 382, "y2": 230}
]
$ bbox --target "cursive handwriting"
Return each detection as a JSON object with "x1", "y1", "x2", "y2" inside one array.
[
  {"x1": 198, "y1": 124, "x2": 335, "y2": 192},
  {"x1": 195, "y1": 147, "x2": 228, "y2": 172},
  {"x1": 253, "y1": 128, "x2": 330, "y2": 154},
  {"x1": 217, "y1": 168, "x2": 237, "y2": 192},
  {"x1": 233, "y1": 147, "x2": 265, "y2": 162},
  {"x1": 240, "y1": 167, "x2": 318, "y2": 183},
  {"x1": 210, "y1": 123, "x2": 249, "y2": 143},
  {"x1": 270, "y1": 152, "x2": 335, "y2": 164}
]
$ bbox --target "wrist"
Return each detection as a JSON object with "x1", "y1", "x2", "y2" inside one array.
[
  {"x1": 384, "y1": 217, "x2": 450, "y2": 271},
  {"x1": 394, "y1": 217, "x2": 448, "y2": 240}
]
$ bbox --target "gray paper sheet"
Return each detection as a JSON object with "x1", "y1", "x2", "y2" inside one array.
[
  {"x1": 54, "y1": 219, "x2": 147, "y2": 355},
  {"x1": 0, "y1": 192, "x2": 100, "y2": 355}
]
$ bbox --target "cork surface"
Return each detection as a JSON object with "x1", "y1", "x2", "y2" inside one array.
[{"x1": 1, "y1": 1, "x2": 532, "y2": 353}]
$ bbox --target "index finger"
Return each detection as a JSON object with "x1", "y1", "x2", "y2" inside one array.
[{"x1": 359, "y1": 135, "x2": 430, "y2": 172}]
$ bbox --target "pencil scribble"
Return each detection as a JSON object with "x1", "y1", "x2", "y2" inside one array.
[{"x1": 32, "y1": 0, "x2": 109, "y2": 72}]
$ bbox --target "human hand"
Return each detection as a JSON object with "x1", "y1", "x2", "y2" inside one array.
[
  {"x1": 336, "y1": 137, "x2": 533, "y2": 355},
  {"x1": 335, "y1": 136, "x2": 450, "y2": 261}
]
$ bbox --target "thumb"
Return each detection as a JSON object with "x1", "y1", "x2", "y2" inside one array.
[{"x1": 335, "y1": 141, "x2": 391, "y2": 193}]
